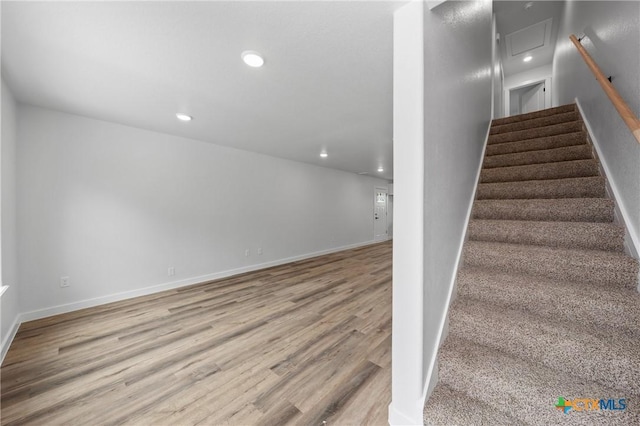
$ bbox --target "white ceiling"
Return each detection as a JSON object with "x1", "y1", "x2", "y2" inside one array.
[
  {"x1": 1, "y1": 1, "x2": 402, "y2": 180},
  {"x1": 494, "y1": 1, "x2": 565, "y2": 77}
]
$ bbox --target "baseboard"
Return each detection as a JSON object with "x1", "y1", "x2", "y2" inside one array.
[
  {"x1": 389, "y1": 364, "x2": 437, "y2": 425},
  {"x1": 1, "y1": 315, "x2": 21, "y2": 366},
  {"x1": 575, "y1": 98, "x2": 640, "y2": 260},
  {"x1": 8, "y1": 239, "x2": 386, "y2": 352},
  {"x1": 388, "y1": 400, "x2": 423, "y2": 426}
]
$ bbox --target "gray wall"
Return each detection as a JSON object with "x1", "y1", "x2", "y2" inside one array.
[
  {"x1": 553, "y1": 0, "x2": 640, "y2": 248},
  {"x1": 1, "y1": 79, "x2": 20, "y2": 358},
  {"x1": 422, "y1": 0, "x2": 493, "y2": 385}
]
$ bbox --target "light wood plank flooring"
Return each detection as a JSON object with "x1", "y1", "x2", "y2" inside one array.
[{"x1": 1, "y1": 241, "x2": 392, "y2": 425}]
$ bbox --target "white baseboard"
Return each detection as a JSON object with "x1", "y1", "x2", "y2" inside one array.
[
  {"x1": 3, "y1": 239, "x2": 387, "y2": 362},
  {"x1": 575, "y1": 98, "x2": 640, "y2": 259},
  {"x1": 1, "y1": 315, "x2": 21, "y2": 365},
  {"x1": 388, "y1": 400, "x2": 423, "y2": 426}
]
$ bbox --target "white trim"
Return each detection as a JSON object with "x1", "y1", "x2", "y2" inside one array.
[
  {"x1": 19, "y1": 239, "x2": 385, "y2": 323},
  {"x1": 1, "y1": 239, "x2": 387, "y2": 361},
  {"x1": 504, "y1": 77, "x2": 552, "y2": 117},
  {"x1": 575, "y1": 98, "x2": 640, "y2": 259},
  {"x1": 422, "y1": 121, "x2": 492, "y2": 405},
  {"x1": 388, "y1": 401, "x2": 423, "y2": 426},
  {"x1": 390, "y1": 1, "x2": 425, "y2": 423},
  {"x1": 0, "y1": 285, "x2": 8, "y2": 298},
  {"x1": 1, "y1": 313, "x2": 21, "y2": 365}
]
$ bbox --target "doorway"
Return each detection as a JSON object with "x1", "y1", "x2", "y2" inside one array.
[
  {"x1": 504, "y1": 77, "x2": 551, "y2": 117},
  {"x1": 509, "y1": 81, "x2": 545, "y2": 115}
]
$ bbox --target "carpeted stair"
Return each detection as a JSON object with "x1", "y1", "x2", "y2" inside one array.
[{"x1": 423, "y1": 104, "x2": 640, "y2": 425}]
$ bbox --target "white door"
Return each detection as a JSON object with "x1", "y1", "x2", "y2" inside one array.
[
  {"x1": 374, "y1": 188, "x2": 388, "y2": 241},
  {"x1": 508, "y1": 80, "x2": 547, "y2": 116},
  {"x1": 521, "y1": 82, "x2": 545, "y2": 114}
]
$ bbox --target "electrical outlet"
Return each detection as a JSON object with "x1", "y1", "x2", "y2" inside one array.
[
  {"x1": 257, "y1": 247, "x2": 263, "y2": 255},
  {"x1": 60, "y1": 276, "x2": 70, "y2": 288},
  {"x1": 168, "y1": 267, "x2": 175, "y2": 277},
  {"x1": 245, "y1": 249, "x2": 250, "y2": 257}
]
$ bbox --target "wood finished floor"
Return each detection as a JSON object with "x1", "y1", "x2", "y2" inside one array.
[{"x1": 1, "y1": 241, "x2": 392, "y2": 426}]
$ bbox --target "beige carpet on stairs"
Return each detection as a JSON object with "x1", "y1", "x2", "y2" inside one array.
[{"x1": 423, "y1": 104, "x2": 640, "y2": 425}]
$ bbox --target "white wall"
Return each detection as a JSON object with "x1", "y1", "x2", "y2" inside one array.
[
  {"x1": 1, "y1": 79, "x2": 20, "y2": 361},
  {"x1": 15, "y1": 105, "x2": 387, "y2": 319},
  {"x1": 390, "y1": 1, "x2": 492, "y2": 424},
  {"x1": 553, "y1": 0, "x2": 640, "y2": 254},
  {"x1": 422, "y1": 0, "x2": 492, "y2": 396}
]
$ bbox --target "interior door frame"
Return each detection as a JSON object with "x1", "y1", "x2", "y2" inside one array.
[{"x1": 504, "y1": 76, "x2": 552, "y2": 117}]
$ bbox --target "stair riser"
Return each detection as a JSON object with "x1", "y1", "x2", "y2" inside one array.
[
  {"x1": 486, "y1": 132, "x2": 586, "y2": 156},
  {"x1": 484, "y1": 145, "x2": 593, "y2": 169},
  {"x1": 463, "y1": 245, "x2": 639, "y2": 288},
  {"x1": 480, "y1": 160, "x2": 599, "y2": 183},
  {"x1": 477, "y1": 177, "x2": 606, "y2": 200},
  {"x1": 491, "y1": 111, "x2": 578, "y2": 135},
  {"x1": 467, "y1": 221, "x2": 625, "y2": 251},
  {"x1": 489, "y1": 121, "x2": 582, "y2": 145},
  {"x1": 448, "y1": 301, "x2": 640, "y2": 394},
  {"x1": 472, "y1": 199, "x2": 615, "y2": 223},
  {"x1": 492, "y1": 104, "x2": 576, "y2": 126}
]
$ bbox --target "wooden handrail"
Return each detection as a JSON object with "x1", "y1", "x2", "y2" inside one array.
[{"x1": 570, "y1": 34, "x2": 640, "y2": 144}]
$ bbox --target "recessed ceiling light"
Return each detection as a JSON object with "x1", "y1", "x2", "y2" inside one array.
[
  {"x1": 377, "y1": 167, "x2": 384, "y2": 172},
  {"x1": 242, "y1": 51, "x2": 264, "y2": 68},
  {"x1": 523, "y1": 55, "x2": 533, "y2": 62},
  {"x1": 320, "y1": 152, "x2": 328, "y2": 158},
  {"x1": 176, "y1": 113, "x2": 192, "y2": 121}
]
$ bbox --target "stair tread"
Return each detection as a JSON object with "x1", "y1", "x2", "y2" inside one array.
[
  {"x1": 464, "y1": 240, "x2": 639, "y2": 288},
  {"x1": 480, "y1": 159, "x2": 600, "y2": 183},
  {"x1": 466, "y1": 239, "x2": 633, "y2": 259},
  {"x1": 488, "y1": 121, "x2": 582, "y2": 145},
  {"x1": 477, "y1": 176, "x2": 606, "y2": 200},
  {"x1": 484, "y1": 144, "x2": 593, "y2": 168},
  {"x1": 491, "y1": 104, "x2": 576, "y2": 126},
  {"x1": 438, "y1": 336, "x2": 640, "y2": 425},
  {"x1": 448, "y1": 297, "x2": 640, "y2": 394},
  {"x1": 491, "y1": 111, "x2": 578, "y2": 135},
  {"x1": 468, "y1": 219, "x2": 625, "y2": 251},
  {"x1": 457, "y1": 266, "x2": 640, "y2": 340},
  {"x1": 424, "y1": 383, "x2": 523, "y2": 426},
  {"x1": 486, "y1": 131, "x2": 586, "y2": 156},
  {"x1": 472, "y1": 198, "x2": 615, "y2": 222}
]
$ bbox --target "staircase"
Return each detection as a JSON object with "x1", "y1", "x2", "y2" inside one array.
[{"x1": 423, "y1": 104, "x2": 640, "y2": 425}]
